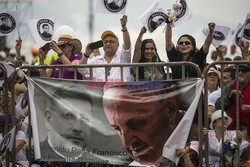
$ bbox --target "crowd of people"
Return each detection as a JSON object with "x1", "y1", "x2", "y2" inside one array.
[{"x1": 1, "y1": 14, "x2": 250, "y2": 167}]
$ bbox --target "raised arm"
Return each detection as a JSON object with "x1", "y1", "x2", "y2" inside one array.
[
  {"x1": 37, "y1": 48, "x2": 49, "y2": 77},
  {"x1": 238, "y1": 39, "x2": 249, "y2": 60},
  {"x1": 120, "y1": 15, "x2": 131, "y2": 50},
  {"x1": 50, "y1": 41, "x2": 75, "y2": 65},
  {"x1": 202, "y1": 22, "x2": 215, "y2": 54},
  {"x1": 132, "y1": 27, "x2": 146, "y2": 63},
  {"x1": 165, "y1": 23, "x2": 174, "y2": 52},
  {"x1": 216, "y1": 45, "x2": 227, "y2": 68},
  {"x1": 50, "y1": 41, "x2": 80, "y2": 71},
  {"x1": 79, "y1": 43, "x2": 92, "y2": 64},
  {"x1": 15, "y1": 37, "x2": 22, "y2": 67}
]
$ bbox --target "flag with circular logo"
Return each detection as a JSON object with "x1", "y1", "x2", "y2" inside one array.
[
  {"x1": 239, "y1": 13, "x2": 250, "y2": 43},
  {"x1": 0, "y1": 126, "x2": 16, "y2": 159},
  {"x1": 27, "y1": 17, "x2": 54, "y2": 45},
  {"x1": 139, "y1": 1, "x2": 168, "y2": 33},
  {"x1": 231, "y1": 23, "x2": 243, "y2": 45},
  {"x1": 95, "y1": 0, "x2": 128, "y2": 14},
  {"x1": 202, "y1": 25, "x2": 231, "y2": 48},
  {"x1": 0, "y1": 11, "x2": 18, "y2": 36},
  {"x1": 168, "y1": 0, "x2": 192, "y2": 27}
]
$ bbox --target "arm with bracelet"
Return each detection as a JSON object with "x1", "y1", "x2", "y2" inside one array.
[{"x1": 120, "y1": 15, "x2": 131, "y2": 50}]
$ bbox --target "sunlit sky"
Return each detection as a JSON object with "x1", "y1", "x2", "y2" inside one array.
[{"x1": 1, "y1": 0, "x2": 250, "y2": 63}]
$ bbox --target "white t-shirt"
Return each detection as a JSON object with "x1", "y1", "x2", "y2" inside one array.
[
  {"x1": 0, "y1": 131, "x2": 28, "y2": 166},
  {"x1": 15, "y1": 130, "x2": 28, "y2": 162},
  {"x1": 78, "y1": 46, "x2": 131, "y2": 82},
  {"x1": 208, "y1": 88, "x2": 221, "y2": 107}
]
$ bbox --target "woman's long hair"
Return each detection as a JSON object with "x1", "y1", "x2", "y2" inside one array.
[
  {"x1": 139, "y1": 39, "x2": 162, "y2": 62},
  {"x1": 138, "y1": 39, "x2": 166, "y2": 80}
]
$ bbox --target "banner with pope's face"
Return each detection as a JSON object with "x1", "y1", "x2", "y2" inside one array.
[{"x1": 27, "y1": 76, "x2": 203, "y2": 165}]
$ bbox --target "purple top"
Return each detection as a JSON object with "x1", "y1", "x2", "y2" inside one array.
[{"x1": 51, "y1": 54, "x2": 83, "y2": 80}]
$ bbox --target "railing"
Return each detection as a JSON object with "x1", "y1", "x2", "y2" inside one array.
[
  {"x1": 7, "y1": 61, "x2": 250, "y2": 166},
  {"x1": 203, "y1": 60, "x2": 250, "y2": 167},
  {"x1": 20, "y1": 61, "x2": 202, "y2": 81}
]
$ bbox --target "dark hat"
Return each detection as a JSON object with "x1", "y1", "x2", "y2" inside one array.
[{"x1": 238, "y1": 64, "x2": 250, "y2": 71}]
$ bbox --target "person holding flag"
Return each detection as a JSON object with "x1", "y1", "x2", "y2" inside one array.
[{"x1": 165, "y1": 22, "x2": 215, "y2": 79}]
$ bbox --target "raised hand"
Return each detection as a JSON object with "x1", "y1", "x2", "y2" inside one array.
[
  {"x1": 208, "y1": 22, "x2": 215, "y2": 35},
  {"x1": 120, "y1": 15, "x2": 127, "y2": 29}
]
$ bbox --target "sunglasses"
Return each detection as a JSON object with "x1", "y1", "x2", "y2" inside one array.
[{"x1": 178, "y1": 41, "x2": 191, "y2": 45}]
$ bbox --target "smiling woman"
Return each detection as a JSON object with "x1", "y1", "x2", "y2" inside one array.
[
  {"x1": 132, "y1": 26, "x2": 166, "y2": 80},
  {"x1": 165, "y1": 22, "x2": 216, "y2": 79}
]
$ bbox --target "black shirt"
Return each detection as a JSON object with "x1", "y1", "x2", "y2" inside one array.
[{"x1": 167, "y1": 46, "x2": 207, "y2": 79}]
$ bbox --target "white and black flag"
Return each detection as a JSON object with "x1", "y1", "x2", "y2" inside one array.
[
  {"x1": 239, "y1": 13, "x2": 250, "y2": 43},
  {"x1": 0, "y1": 11, "x2": 18, "y2": 36},
  {"x1": 231, "y1": 23, "x2": 243, "y2": 45},
  {"x1": 139, "y1": 2, "x2": 168, "y2": 33},
  {"x1": 202, "y1": 25, "x2": 231, "y2": 48},
  {"x1": 0, "y1": 126, "x2": 16, "y2": 159},
  {"x1": 27, "y1": 17, "x2": 54, "y2": 45},
  {"x1": 95, "y1": 0, "x2": 128, "y2": 14}
]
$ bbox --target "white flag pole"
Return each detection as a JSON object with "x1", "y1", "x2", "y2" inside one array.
[{"x1": 16, "y1": 5, "x2": 20, "y2": 38}]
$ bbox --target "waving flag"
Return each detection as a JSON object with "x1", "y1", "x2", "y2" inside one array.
[
  {"x1": 0, "y1": 11, "x2": 18, "y2": 36},
  {"x1": 168, "y1": 0, "x2": 192, "y2": 27},
  {"x1": 239, "y1": 13, "x2": 250, "y2": 43},
  {"x1": 139, "y1": 2, "x2": 168, "y2": 33},
  {"x1": 202, "y1": 25, "x2": 231, "y2": 48},
  {"x1": 231, "y1": 23, "x2": 243, "y2": 45},
  {"x1": 0, "y1": 126, "x2": 16, "y2": 159},
  {"x1": 27, "y1": 17, "x2": 54, "y2": 45},
  {"x1": 95, "y1": 0, "x2": 128, "y2": 14}
]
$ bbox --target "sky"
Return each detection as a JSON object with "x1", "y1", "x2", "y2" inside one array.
[{"x1": 1, "y1": 0, "x2": 250, "y2": 63}]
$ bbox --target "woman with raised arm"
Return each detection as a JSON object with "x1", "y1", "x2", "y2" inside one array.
[
  {"x1": 165, "y1": 22, "x2": 215, "y2": 79},
  {"x1": 133, "y1": 26, "x2": 166, "y2": 80}
]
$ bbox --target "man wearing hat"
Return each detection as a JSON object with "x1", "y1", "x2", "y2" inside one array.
[
  {"x1": 216, "y1": 63, "x2": 250, "y2": 130},
  {"x1": 78, "y1": 15, "x2": 131, "y2": 82},
  {"x1": 38, "y1": 25, "x2": 83, "y2": 80}
]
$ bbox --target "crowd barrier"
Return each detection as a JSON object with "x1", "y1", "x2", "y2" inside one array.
[{"x1": 0, "y1": 61, "x2": 249, "y2": 167}]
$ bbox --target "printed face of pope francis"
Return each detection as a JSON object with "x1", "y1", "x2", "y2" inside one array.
[{"x1": 103, "y1": 86, "x2": 181, "y2": 164}]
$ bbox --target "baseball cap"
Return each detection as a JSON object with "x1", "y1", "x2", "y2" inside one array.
[{"x1": 101, "y1": 30, "x2": 118, "y2": 40}]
